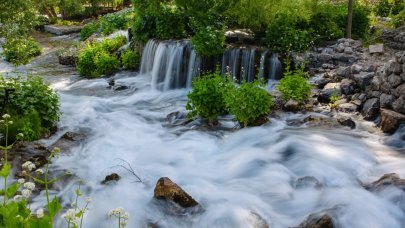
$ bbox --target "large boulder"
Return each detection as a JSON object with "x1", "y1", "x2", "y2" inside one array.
[
  {"x1": 284, "y1": 99, "x2": 301, "y2": 112},
  {"x1": 380, "y1": 94, "x2": 395, "y2": 109},
  {"x1": 387, "y1": 74, "x2": 402, "y2": 88},
  {"x1": 154, "y1": 177, "x2": 199, "y2": 208},
  {"x1": 362, "y1": 98, "x2": 380, "y2": 120},
  {"x1": 369, "y1": 44, "x2": 384, "y2": 54},
  {"x1": 337, "y1": 103, "x2": 359, "y2": 113},
  {"x1": 392, "y1": 97, "x2": 405, "y2": 113},
  {"x1": 352, "y1": 72, "x2": 375, "y2": 89},
  {"x1": 380, "y1": 109, "x2": 405, "y2": 133},
  {"x1": 340, "y1": 79, "x2": 356, "y2": 95}
]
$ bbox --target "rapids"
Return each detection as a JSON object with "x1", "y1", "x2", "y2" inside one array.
[{"x1": 35, "y1": 72, "x2": 405, "y2": 228}]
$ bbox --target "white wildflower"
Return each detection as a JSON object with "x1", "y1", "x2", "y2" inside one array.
[
  {"x1": 122, "y1": 212, "x2": 129, "y2": 220},
  {"x1": 71, "y1": 202, "x2": 77, "y2": 208},
  {"x1": 17, "y1": 178, "x2": 25, "y2": 184},
  {"x1": 8, "y1": 121, "x2": 13, "y2": 125},
  {"x1": 36, "y1": 208, "x2": 44, "y2": 218},
  {"x1": 17, "y1": 133, "x2": 24, "y2": 138},
  {"x1": 23, "y1": 182, "x2": 35, "y2": 191},
  {"x1": 120, "y1": 221, "x2": 127, "y2": 227},
  {"x1": 2, "y1": 114, "x2": 10, "y2": 119},
  {"x1": 35, "y1": 169, "x2": 44, "y2": 175},
  {"x1": 85, "y1": 197, "x2": 92, "y2": 203},
  {"x1": 13, "y1": 195, "x2": 23, "y2": 201},
  {"x1": 22, "y1": 161, "x2": 36, "y2": 171},
  {"x1": 0, "y1": 120, "x2": 4, "y2": 124},
  {"x1": 62, "y1": 209, "x2": 80, "y2": 225},
  {"x1": 21, "y1": 189, "x2": 32, "y2": 199}
]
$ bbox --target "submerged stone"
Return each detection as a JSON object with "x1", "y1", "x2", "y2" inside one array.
[{"x1": 154, "y1": 177, "x2": 199, "y2": 208}]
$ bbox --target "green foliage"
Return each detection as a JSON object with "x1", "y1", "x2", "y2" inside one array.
[
  {"x1": 80, "y1": 21, "x2": 100, "y2": 40},
  {"x1": 155, "y1": 6, "x2": 187, "y2": 40},
  {"x1": 132, "y1": 14, "x2": 157, "y2": 43},
  {"x1": 94, "y1": 51, "x2": 120, "y2": 76},
  {"x1": 0, "y1": 76, "x2": 61, "y2": 128},
  {"x1": 191, "y1": 26, "x2": 225, "y2": 56},
  {"x1": 224, "y1": 81, "x2": 274, "y2": 127},
  {"x1": 308, "y1": 5, "x2": 345, "y2": 43},
  {"x1": 100, "y1": 8, "x2": 134, "y2": 35},
  {"x1": 393, "y1": 8, "x2": 405, "y2": 27},
  {"x1": 335, "y1": 3, "x2": 371, "y2": 39},
  {"x1": 265, "y1": 15, "x2": 313, "y2": 53},
  {"x1": 2, "y1": 37, "x2": 42, "y2": 65},
  {"x1": 277, "y1": 70, "x2": 312, "y2": 104},
  {"x1": 375, "y1": 0, "x2": 405, "y2": 17},
  {"x1": 4, "y1": 111, "x2": 42, "y2": 142},
  {"x1": 77, "y1": 36, "x2": 126, "y2": 77},
  {"x1": 59, "y1": 0, "x2": 86, "y2": 18},
  {"x1": 121, "y1": 49, "x2": 139, "y2": 70},
  {"x1": 0, "y1": 0, "x2": 38, "y2": 37},
  {"x1": 186, "y1": 73, "x2": 228, "y2": 122}
]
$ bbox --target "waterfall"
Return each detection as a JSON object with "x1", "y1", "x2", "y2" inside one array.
[
  {"x1": 259, "y1": 51, "x2": 268, "y2": 80},
  {"x1": 139, "y1": 39, "x2": 283, "y2": 90},
  {"x1": 140, "y1": 40, "x2": 200, "y2": 91},
  {"x1": 269, "y1": 53, "x2": 282, "y2": 80}
]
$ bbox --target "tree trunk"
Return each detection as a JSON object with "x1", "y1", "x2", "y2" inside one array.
[{"x1": 346, "y1": 0, "x2": 353, "y2": 38}]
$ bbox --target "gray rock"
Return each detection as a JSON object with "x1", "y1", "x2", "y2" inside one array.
[
  {"x1": 353, "y1": 72, "x2": 375, "y2": 89},
  {"x1": 44, "y1": 25, "x2": 83, "y2": 35},
  {"x1": 298, "y1": 213, "x2": 334, "y2": 228},
  {"x1": 362, "y1": 98, "x2": 380, "y2": 120},
  {"x1": 247, "y1": 212, "x2": 269, "y2": 228},
  {"x1": 380, "y1": 82, "x2": 392, "y2": 94},
  {"x1": 318, "y1": 53, "x2": 333, "y2": 62},
  {"x1": 336, "y1": 66, "x2": 351, "y2": 78},
  {"x1": 366, "y1": 90, "x2": 381, "y2": 99},
  {"x1": 364, "y1": 173, "x2": 405, "y2": 191},
  {"x1": 333, "y1": 53, "x2": 356, "y2": 63},
  {"x1": 369, "y1": 76, "x2": 381, "y2": 90},
  {"x1": 388, "y1": 74, "x2": 402, "y2": 87},
  {"x1": 344, "y1": 47, "x2": 353, "y2": 54},
  {"x1": 392, "y1": 97, "x2": 405, "y2": 114},
  {"x1": 369, "y1": 44, "x2": 384, "y2": 54},
  {"x1": 336, "y1": 44, "x2": 345, "y2": 53},
  {"x1": 284, "y1": 99, "x2": 301, "y2": 112},
  {"x1": 337, "y1": 103, "x2": 359, "y2": 113},
  {"x1": 350, "y1": 64, "x2": 363, "y2": 74},
  {"x1": 394, "y1": 83, "x2": 405, "y2": 97},
  {"x1": 337, "y1": 116, "x2": 356, "y2": 129},
  {"x1": 340, "y1": 79, "x2": 356, "y2": 95},
  {"x1": 295, "y1": 176, "x2": 322, "y2": 189},
  {"x1": 380, "y1": 109, "x2": 405, "y2": 133},
  {"x1": 318, "y1": 83, "x2": 341, "y2": 103},
  {"x1": 380, "y1": 94, "x2": 395, "y2": 109},
  {"x1": 316, "y1": 78, "x2": 331, "y2": 89},
  {"x1": 359, "y1": 93, "x2": 367, "y2": 102}
]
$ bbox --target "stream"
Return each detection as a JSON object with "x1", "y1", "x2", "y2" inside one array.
[{"x1": 2, "y1": 35, "x2": 405, "y2": 228}]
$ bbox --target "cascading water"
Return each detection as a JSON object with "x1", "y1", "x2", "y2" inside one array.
[
  {"x1": 140, "y1": 40, "x2": 200, "y2": 91},
  {"x1": 141, "y1": 40, "x2": 282, "y2": 88},
  {"x1": 41, "y1": 74, "x2": 405, "y2": 228}
]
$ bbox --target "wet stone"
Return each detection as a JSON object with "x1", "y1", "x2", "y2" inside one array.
[
  {"x1": 295, "y1": 176, "x2": 322, "y2": 189},
  {"x1": 154, "y1": 177, "x2": 199, "y2": 208},
  {"x1": 102, "y1": 173, "x2": 121, "y2": 184}
]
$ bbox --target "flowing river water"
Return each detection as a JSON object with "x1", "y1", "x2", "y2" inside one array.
[{"x1": 2, "y1": 35, "x2": 405, "y2": 228}]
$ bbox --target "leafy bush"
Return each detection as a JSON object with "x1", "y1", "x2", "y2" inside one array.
[
  {"x1": 121, "y1": 49, "x2": 139, "y2": 70},
  {"x1": 335, "y1": 4, "x2": 371, "y2": 39},
  {"x1": 375, "y1": 0, "x2": 405, "y2": 17},
  {"x1": 309, "y1": 7, "x2": 344, "y2": 43},
  {"x1": 94, "y1": 51, "x2": 120, "y2": 76},
  {"x1": 5, "y1": 111, "x2": 41, "y2": 142},
  {"x1": 132, "y1": 14, "x2": 157, "y2": 43},
  {"x1": 276, "y1": 70, "x2": 312, "y2": 104},
  {"x1": 155, "y1": 6, "x2": 187, "y2": 40},
  {"x1": 2, "y1": 37, "x2": 42, "y2": 65},
  {"x1": 100, "y1": 8, "x2": 133, "y2": 36},
  {"x1": 191, "y1": 26, "x2": 225, "y2": 56},
  {"x1": 77, "y1": 36, "x2": 126, "y2": 77},
  {"x1": 0, "y1": 76, "x2": 61, "y2": 128},
  {"x1": 224, "y1": 81, "x2": 274, "y2": 127},
  {"x1": 393, "y1": 8, "x2": 405, "y2": 27},
  {"x1": 80, "y1": 21, "x2": 99, "y2": 40},
  {"x1": 265, "y1": 15, "x2": 313, "y2": 53},
  {"x1": 186, "y1": 74, "x2": 228, "y2": 122}
]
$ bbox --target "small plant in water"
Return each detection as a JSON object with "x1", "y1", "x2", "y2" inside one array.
[
  {"x1": 62, "y1": 182, "x2": 92, "y2": 228},
  {"x1": 108, "y1": 207, "x2": 129, "y2": 228},
  {"x1": 329, "y1": 90, "x2": 340, "y2": 109}
]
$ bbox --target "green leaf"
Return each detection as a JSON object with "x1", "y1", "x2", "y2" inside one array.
[
  {"x1": 47, "y1": 196, "x2": 62, "y2": 218},
  {"x1": 0, "y1": 164, "x2": 11, "y2": 178},
  {"x1": 6, "y1": 183, "x2": 20, "y2": 198}
]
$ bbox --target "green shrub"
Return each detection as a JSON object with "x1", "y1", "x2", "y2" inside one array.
[
  {"x1": 80, "y1": 21, "x2": 99, "y2": 40},
  {"x1": 265, "y1": 15, "x2": 313, "y2": 53},
  {"x1": 100, "y1": 8, "x2": 133, "y2": 36},
  {"x1": 0, "y1": 75, "x2": 61, "y2": 128},
  {"x1": 309, "y1": 7, "x2": 344, "y2": 43},
  {"x1": 155, "y1": 6, "x2": 187, "y2": 40},
  {"x1": 77, "y1": 36, "x2": 126, "y2": 77},
  {"x1": 186, "y1": 74, "x2": 228, "y2": 122},
  {"x1": 121, "y1": 49, "x2": 139, "y2": 70},
  {"x1": 393, "y1": 8, "x2": 405, "y2": 27},
  {"x1": 276, "y1": 70, "x2": 312, "y2": 104},
  {"x1": 224, "y1": 81, "x2": 274, "y2": 127},
  {"x1": 335, "y1": 4, "x2": 371, "y2": 39},
  {"x1": 375, "y1": 0, "x2": 405, "y2": 17},
  {"x1": 132, "y1": 14, "x2": 157, "y2": 43},
  {"x1": 4, "y1": 111, "x2": 41, "y2": 142},
  {"x1": 191, "y1": 26, "x2": 225, "y2": 56},
  {"x1": 94, "y1": 51, "x2": 120, "y2": 76},
  {"x1": 2, "y1": 37, "x2": 42, "y2": 65}
]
